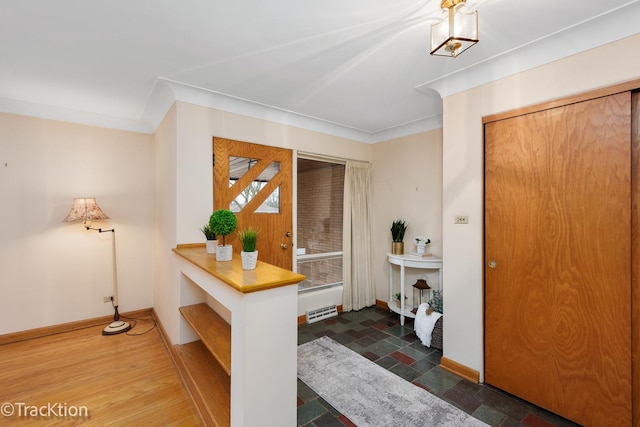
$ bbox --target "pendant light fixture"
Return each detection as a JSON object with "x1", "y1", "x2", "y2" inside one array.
[{"x1": 430, "y1": 0, "x2": 478, "y2": 58}]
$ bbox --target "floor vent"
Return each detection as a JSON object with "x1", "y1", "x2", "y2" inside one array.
[{"x1": 306, "y1": 305, "x2": 338, "y2": 324}]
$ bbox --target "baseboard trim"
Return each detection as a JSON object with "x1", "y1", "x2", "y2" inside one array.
[
  {"x1": 375, "y1": 299, "x2": 389, "y2": 310},
  {"x1": 0, "y1": 308, "x2": 153, "y2": 346},
  {"x1": 440, "y1": 356, "x2": 480, "y2": 384},
  {"x1": 151, "y1": 308, "x2": 211, "y2": 426},
  {"x1": 151, "y1": 308, "x2": 174, "y2": 352}
]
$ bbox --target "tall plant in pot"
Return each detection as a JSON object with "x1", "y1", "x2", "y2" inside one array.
[
  {"x1": 391, "y1": 219, "x2": 408, "y2": 254},
  {"x1": 209, "y1": 209, "x2": 237, "y2": 261},
  {"x1": 237, "y1": 226, "x2": 259, "y2": 270},
  {"x1": 201, "y1": 223, "x2": 217, "y2": 254}
]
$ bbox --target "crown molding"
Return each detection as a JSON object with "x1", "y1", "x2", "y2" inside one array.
[
  {"x1": 151, "y1": 78, "x2": 444, "y2": 143},
  {"x1": 0, "y1": 97, "x2": 154, "y2": 134},
  {"x1": 2, "y1": 2, "x2": 636, "y2": 143}
]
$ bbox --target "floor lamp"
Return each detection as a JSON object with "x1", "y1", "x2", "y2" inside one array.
[{"x1": 64, "y1": 198, "x2": 131, "y2": 335}]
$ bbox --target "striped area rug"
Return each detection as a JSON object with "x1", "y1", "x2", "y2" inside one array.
[{"x1": 298, "y1": 336, "x2": 488, "y2": 427}]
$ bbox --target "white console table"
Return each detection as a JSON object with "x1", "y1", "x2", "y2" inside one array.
[{"x1": 387, "y1": 253, "x2": 443, "y2": 325}]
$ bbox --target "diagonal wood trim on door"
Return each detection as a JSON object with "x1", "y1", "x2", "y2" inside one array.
[{"x1": 213, "y1": 137, "x2": 293, "y2": 270}]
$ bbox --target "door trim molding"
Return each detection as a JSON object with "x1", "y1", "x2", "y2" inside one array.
[{"x1": 483, "y1": 78, "x2": 640, "y2": 124}]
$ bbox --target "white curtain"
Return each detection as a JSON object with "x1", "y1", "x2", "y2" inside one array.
[{"x1": 342, "y1": 161, "x2": 374, "y2": 311}]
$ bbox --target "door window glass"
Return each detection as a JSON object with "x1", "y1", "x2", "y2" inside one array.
[
  {"x1": 229, "y1": 156, "x2": 280, "y2": 213},
  {"x1": 297, "y1": 158, "x2": 345, "y2": 291}
]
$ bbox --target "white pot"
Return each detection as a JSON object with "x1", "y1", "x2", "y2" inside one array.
[
  {"x1": 216, "y1": 244, "x2": 233, "y2": 262},
  {"x1": 241, "y1": 250, "x2": 258, "y2": 270},
  {"x1": 206, "y1": 239, "x2": 218, "y2": 254},
  {"x1": 416, "y1": 244, "x2": 426, "y2": 254}
]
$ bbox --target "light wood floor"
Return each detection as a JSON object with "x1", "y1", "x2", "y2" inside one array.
[{"x1": 0, "y1": 314, "x2": 202, "y2": 426}]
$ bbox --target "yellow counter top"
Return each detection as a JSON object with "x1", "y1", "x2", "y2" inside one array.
[{"x1": 173, "y1": 243, "x2": 306, "y2": 294}]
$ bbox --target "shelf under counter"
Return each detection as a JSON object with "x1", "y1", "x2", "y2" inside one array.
[
  {"x1": 179, "y1": 303, "x2": 231, "y2": 375},
  {"x1": 173, "y1": 243, "x2": 304, "y2": 427}
]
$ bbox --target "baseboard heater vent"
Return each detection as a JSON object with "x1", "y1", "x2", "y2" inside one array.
[{"x1": 306, "y1": 305, "x2": 338, "y2": 324}]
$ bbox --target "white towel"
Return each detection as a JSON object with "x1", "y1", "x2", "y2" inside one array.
[{"x1": 414, "y1": 303, "x2": 442, "y2": 348}]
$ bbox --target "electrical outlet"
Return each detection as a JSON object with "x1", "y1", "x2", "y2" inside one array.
[
  {"x1": 454, "y1": 215, "x2": 469, "y2": 224},
  {"x1": 103, "y1": 296, "x2": 113, "y2": 303}
]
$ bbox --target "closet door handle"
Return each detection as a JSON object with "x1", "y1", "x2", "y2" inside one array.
[{"x1": 488, "y1": 260, "x2": 497, "y2": 269}]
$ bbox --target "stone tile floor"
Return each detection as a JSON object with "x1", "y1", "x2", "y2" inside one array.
[{"x1": 297, "y1": 306, "x2": 581, "y2": 427}]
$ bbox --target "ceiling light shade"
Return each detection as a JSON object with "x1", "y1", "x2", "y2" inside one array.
[
  {"x1": 64, "y1": 198, "x2": 110, "y2": 223},
  {"x1": 430, "y1": 0, "x2": 478, "y2": 58}
]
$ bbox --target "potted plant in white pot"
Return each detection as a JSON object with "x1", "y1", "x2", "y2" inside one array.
[
  {"x1": 209, "y1": 209, "x2": 237, "y2": 261},
  {"x1": 237, "y1": 226, "x2": 259, "y2": 270},
  {"x1": 201, "y1": 223, "x2": 217, "y2": 254},
  {"x1": 390, "y1": 219, "x2": 408, "y2": 254}
]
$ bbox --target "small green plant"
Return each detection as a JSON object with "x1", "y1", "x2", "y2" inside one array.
[
  {"x1": 237, "y1": 226, "x2": 258, "y2": 252},
  {"x1": 428, "y1": 290, "x2": 443, "y2": 313},
  {"x1": 390, "y1": 219, "x2": 408, "y2": 242},
  {"x1": 394, "y1": 292, "x2": 408, "y2": 301},
  {"x1": 209, "y1": 209, "x2": 237, "y2": 246},
  {"x1": 200, "y1": 223, "x2": 216, "y2": 240}
]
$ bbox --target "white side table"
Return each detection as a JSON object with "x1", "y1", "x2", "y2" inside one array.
[{"x1": 387, "y1": 253, "x2": 443, "y2": 325}]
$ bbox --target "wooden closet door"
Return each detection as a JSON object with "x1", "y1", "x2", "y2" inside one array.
[
  {"x1": 633, "y1": 91, "x2": 640, "y2": 427},
  {"x1": 484, "y1": 92, "x2": 632, "y2": 426}
]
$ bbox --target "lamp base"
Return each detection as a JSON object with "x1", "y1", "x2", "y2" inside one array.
[{"x1": 102, "y1": 320, "x2": 131, "y2": 335}]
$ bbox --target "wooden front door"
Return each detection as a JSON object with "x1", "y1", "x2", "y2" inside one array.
[
  {"x1": 213, "y1": 137, "x2": 293, "y2": 270},
  {"x1": 484, "y1": 92, "x2": 632, "y2": 426}
]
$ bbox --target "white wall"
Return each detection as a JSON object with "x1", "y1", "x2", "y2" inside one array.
[
  {"x1": 440, "y1": 33, "x2": 640, "y2": 381},
  {"x1": 154, "y1": 101, "x2": 373, "y2": 344},
  {"x1": 372, "y1": 130, "x2": 443, "y2": 306},
  {"x1": 152, "y1": 105, "x2": 180, "y2": 341},
  {"x1": 0, "y1": 113, "x2": 154, "y2": 335}
]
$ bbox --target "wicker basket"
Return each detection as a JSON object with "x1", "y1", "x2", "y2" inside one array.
[{"x1": 431, "y1": 316, "x2": 443, "y2": 350}]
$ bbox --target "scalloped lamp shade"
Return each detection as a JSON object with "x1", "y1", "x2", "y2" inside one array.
[{"x1": 64, "y1": 198, "x2": 109, "y2": 222}]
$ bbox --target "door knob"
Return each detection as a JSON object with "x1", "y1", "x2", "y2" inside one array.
[
  {"x1": 280, "y1": 243, "x2": 288, "y2": 249},
  {"x1": 488, "y1": 260, "x2": 497, "y2": 269},
  {"x1": 285, "y1": 231, "x2": 291, "y2": 237}
]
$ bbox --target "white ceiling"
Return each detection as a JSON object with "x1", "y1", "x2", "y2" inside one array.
[{"x1": 1, "y1": 1, "x2": 638, "y2": 143}]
